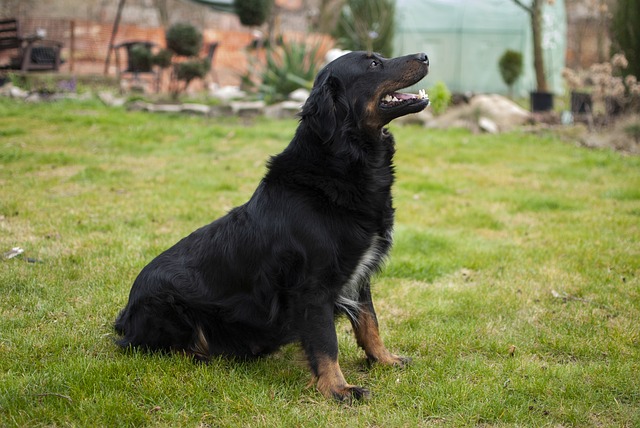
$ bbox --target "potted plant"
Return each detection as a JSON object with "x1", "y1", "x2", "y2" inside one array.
[
  {"x1": 562, "y1": 54, "x2": 640, "y2": 119},
  {"x1": 234, "y1": 0, "x2": 274, "y2": 48},
  {"x1": 174, "y1": 59, "x2": 210, "y2": 92},
  {"x1": 165, "y1": 23, "x2": 202, "y2": 57},
  {"x1": 162, "y1": 23, "x2": 208, "y2": 97},
  {"x1": 598, "y1": 54, "x2": 633, "y2": 117},
  {"x1": 512, "y1": 0, "x2": 554, "y2": 112},
  {"x1": 234, "y1": 0, "x2": 274, "y2": 27},
  {"x1": 561, "y1": 68, "x2": 592, "y2": 114}
]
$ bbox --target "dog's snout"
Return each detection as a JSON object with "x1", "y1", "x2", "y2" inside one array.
[{"x1": 415, "y1": 52, "x2": 429, "y2": 65}]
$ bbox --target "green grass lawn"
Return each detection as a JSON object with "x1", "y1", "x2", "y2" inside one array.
[{"x1": 1, "y1": 97, "x2": 639, "y2": 427}]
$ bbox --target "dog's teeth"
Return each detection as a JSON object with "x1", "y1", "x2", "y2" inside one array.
[
  {"x1": 383, "y1": 95, "x2": 393, "y2": 102},
  {"x1": 418, "y1": 89, "x2": 428, "y2": 99},
  {"x1": 392, "y1": 96, "x2": 399, "y2": 102}
]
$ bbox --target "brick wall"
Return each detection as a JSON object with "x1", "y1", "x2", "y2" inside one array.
[{"x1": 3, "y1": 17, "x2": 334, "y2": 88}]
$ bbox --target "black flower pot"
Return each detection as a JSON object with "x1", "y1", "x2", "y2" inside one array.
[
  {"x1": 530, "y1": 91, "x2": 554, "y2": 112},
  {"x1": 570, "y1": 91, "x2": 592, "y2": 114}
]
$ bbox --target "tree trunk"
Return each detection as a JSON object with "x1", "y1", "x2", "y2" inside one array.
[
  {"x1": 531, "y1": 0, "x2": 548, "y2": 92},
  {"x1": 512, "y1": 0, "x2": 549, "y2": 93}
]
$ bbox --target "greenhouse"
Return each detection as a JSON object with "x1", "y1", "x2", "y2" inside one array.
[{"x1": 394, "y1": 0, "x2": 567, "y2": 96}]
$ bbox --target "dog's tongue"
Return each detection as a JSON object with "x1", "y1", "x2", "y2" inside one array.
[{"x1": 393, "y1": 92, "x2": 417, "y2": 100}]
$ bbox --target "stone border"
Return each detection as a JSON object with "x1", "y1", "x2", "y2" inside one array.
[
  {"x1": 0, "y1": 83, "x2": 308, "y2": 120},
  {"x1": 124, "y1": 99, "x2": 304, "y2": 119}
]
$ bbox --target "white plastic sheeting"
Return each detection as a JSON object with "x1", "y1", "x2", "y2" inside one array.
[{"x1": 394, "y1": 0, "x2": 566, "y2": 96}]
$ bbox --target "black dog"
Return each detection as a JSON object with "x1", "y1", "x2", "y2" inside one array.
[{"x1": 115, "y1": 51, "x2": 429, "y2": 401}]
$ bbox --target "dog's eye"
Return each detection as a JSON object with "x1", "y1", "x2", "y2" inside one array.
[{"x1": 369, "y1": 60, "x2": 380, "y2": 69}]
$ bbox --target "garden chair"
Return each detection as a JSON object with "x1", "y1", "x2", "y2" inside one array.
[{"x1": 0, "y1": 18, "x2": 63, "y2": 72}]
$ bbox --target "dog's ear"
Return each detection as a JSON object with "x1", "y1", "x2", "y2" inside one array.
[{"x1": 300, "y1": 70, "x2": 346, "y2": 143}]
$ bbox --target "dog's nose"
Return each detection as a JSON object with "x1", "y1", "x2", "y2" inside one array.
[{"x1": 415, "y1": 52, "x2": 429, "y2": 65}]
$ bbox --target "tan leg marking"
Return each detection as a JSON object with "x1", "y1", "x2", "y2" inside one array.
[
  {"x1": 353, "y1": 310, "x2": 410, "y2": 366},
  {"x1": 315, "y1": 355, "x2": 370, "y2": 402}
]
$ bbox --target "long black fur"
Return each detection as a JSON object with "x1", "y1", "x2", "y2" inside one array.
[{"x1": 115, "y1": 51, "x2": 429, "y2": 399}]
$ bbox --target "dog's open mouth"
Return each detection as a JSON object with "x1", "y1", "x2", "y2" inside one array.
[{"x1": 380, "y1": 89, "x2": 429, "y2": 109}]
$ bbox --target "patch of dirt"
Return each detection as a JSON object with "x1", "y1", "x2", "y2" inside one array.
[
  {"x1": 537, "y1": 111, "x2": 640, "y2": 155},
  {"x1": 578, "y1": 115, "x2": 640, "y2": 155}
]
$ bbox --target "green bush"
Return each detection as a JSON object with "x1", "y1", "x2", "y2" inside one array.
[
  {"x1": 166, "y1": 23, "x2": 202, "y2": 57},
  {"x1": 129, "y1": 43, "x2": 153, "y2": 72},
  {"x1": 152, "y1": 49, "x2": 173, "y2": 69},
  {"x1": 175, "y1": 59, "x2": 210, "y2": 88},
  {"x1": 498, "y1": 49, "x2": 523, "y2": 96},
  {"x1": 429, "y1": 81, "x2": 452, "y2": 115},
  {"x1": 162, "y1": 23, "x2": 207, "y2": 97},
  {"x1": 333, "y1": 0, "x2": 395, "y2": 57},
  {"x1": 234, "y1": 0, "x2": 274, "y2": 27}
]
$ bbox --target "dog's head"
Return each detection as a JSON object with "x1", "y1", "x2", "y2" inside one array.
[{"x1": 300, "y1": 51, "x2": 430, "y2": 142}]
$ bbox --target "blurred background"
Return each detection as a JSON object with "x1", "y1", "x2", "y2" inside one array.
[
  {"x1": 0, "y1": 0, "x2": 622, "y2": 91},
  {"x1": 1, "y1": 0, "x2": 637, "y2": 135}
]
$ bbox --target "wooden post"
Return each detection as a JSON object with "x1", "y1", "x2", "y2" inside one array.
[
  {"x1": 69, "y1": 20, "x2": 75, "y2": 73},
  {"x1": 104, "y1": 0, "x2": 127, "y2": 75}
]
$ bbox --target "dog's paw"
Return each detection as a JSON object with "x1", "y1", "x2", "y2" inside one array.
[
  {"x1": 368, "y1": 353, "x2": 412, "y2": 368},
  {"x1": 391, "y1": 354, "x2": 412, "y2": 367},
  {"x1": 331, "y1": 385, "x2": 371, "y2": 403}
]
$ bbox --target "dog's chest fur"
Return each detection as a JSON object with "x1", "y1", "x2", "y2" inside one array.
[{"x1": 335, "y1": 231, "x2": 391, "y2": 318}]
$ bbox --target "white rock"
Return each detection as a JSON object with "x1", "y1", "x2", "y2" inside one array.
[
  {"x1": 478, "y1": 116, "x2": 499, "y2": 133},
  {"x1": 98, "y1": 91, "x2": 126, "y2": 107},
  {"x1": 9, "y1": 86, "x2": 28, "y2": 99},
  {"x1": 288, "y1": 88, "x2": 309, "y2": 103},
  {"x1": 469, "y1": 94, "x2": 530, "y2": 131},
  {"x1": 429, "y1": 94, "x2": 530, "y2": 132},
  {"x1": 210, "y1": 85, "x2": 246, "y2": 101}
]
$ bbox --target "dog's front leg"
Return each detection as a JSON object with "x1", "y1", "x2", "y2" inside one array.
[
  {"x1": 350, "y1": 282, "x2": 411, "y2": 367},
  {"x1": 300, "y1": 302, "x2": 370, "y2": 402}
]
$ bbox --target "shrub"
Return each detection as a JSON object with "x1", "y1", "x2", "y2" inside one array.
[
  {"x1": 246, "y1": 40, "x2": 323, "y2": 104},
  {"x1": 152, "y1": 49, "x2": 173, "y2": 69},
  {"x1": 161, "y1": 23, "x2": 209, "y2": 97},
  {"x1": 498, "y1": 50, "x2": 523, "y2": 97},
  {"x1": 174, "y1": 59, "x2": 210, "y2": 88},
  {"x1": 129, "y1": 43, "x2": 153, "y2": 72},
  {"x1": 562, "y1": 54, "x2": 640, "y2": 116},
  {"x1": 234, "y1": 0, "x2": 274, "y2": 27},
  {"x1": 429, "y1": 81, "x2": 452, "y2": 115},
  {"x1": 166, "y1": 23, "x2": 202, "y2": 57}
]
